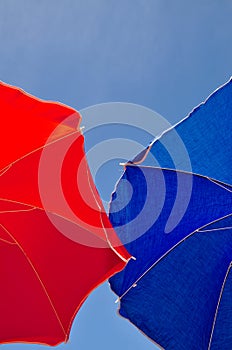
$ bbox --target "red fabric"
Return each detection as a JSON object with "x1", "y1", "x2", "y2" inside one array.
[{"x1": 0, "y1": 82, "x2": 130, "y2": 345}]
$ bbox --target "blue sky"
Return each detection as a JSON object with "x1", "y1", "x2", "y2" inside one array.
[{"x1": 0, "y1": 1, "x2": 232, "y2": 350}]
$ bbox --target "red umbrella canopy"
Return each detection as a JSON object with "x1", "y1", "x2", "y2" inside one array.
[{"x1": 0, "y1": 82, "x2": 130, "y2": 346}]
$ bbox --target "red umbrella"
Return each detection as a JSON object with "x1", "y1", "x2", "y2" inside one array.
[{"x1": 0, "y1": 82, "x2": 130, "y2": 346}]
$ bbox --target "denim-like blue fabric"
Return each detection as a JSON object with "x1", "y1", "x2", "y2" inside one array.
[
  {"x1": 109, "y1": 80, "x2": 232, "y2": 349},
  {"x1": 210, "y1": 259, "x2": 232, "y2": 349}
]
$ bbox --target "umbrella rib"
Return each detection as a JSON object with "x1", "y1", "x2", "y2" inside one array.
[
  {"x1": 0, "y1": 222, "x2": 68, "y2": 340},
  {"x1": 0, "y1": 128, "x2": 80, "y2": 176},
  {"x1": 117, "y1": 212, "x2": 232, "y2": 301},
  {"x1": 207, "y1": 262, "x2": 232, "y2": 350}
]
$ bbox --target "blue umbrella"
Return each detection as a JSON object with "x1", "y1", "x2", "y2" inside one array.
[{"x1": 109, "y1": 79, "x2": 232, "y2": 349}]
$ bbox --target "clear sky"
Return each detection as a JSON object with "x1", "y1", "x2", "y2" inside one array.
[{"x1": 0, "y1": 1, "x2": 231, "y2": 350}]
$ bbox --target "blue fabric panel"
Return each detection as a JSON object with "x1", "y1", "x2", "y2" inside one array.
[
  {"x1": 110, "y1": 166, "x2": 232, "y2": 297},
  {"x1": 119, "y1": 228, "x2": 232, "y2": 350},
  {"x1": 148, "y1": 79, "x2": 232, "y2": 185},
  {"x1": 109, "y1": 166, "x2": 232, "y2": 349}
]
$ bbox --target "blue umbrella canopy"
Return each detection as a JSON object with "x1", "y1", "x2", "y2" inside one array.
[{"x1": 109, "y1": 79, "x2": 232, "y2": 349}]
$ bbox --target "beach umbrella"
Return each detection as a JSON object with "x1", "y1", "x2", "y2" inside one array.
[
  {"x1": 109, "y1": 79, "x2": 232, "y2": 349},
  {"x1": 0, "y1": 82, "x2": 130, "y2": 346}
]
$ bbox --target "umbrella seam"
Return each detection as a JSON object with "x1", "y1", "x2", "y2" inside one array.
[
  {"x1": 0, "y1": 207, "x2": 37, "y2": 214},
  {"x1": 0, "y1": 224, "x2": 17, "y2": 245},
  {"x1": 123, "y1": 77, "x2": 232, "y2": 165},
  {"x1": 207, "y1": 262, "x2": 232, "y2": 350},
  {"x1": 207, "y1": 178, "x2": 232, "y2": 193},
  {"x1": 0, "y1": 237, "x2": 16, "y2": 245},
  {"x1": 0, "y1": 129, "x2": 80, "y2": 175},
  {"x1": 198, "y1": 226, "x2": 232, "y2": 232},
  {"x1": 117, "y1": 212, "x2": 232, "y2": 301},
  {"x1": 120, "y1": 164, "x2": 232, "y2": 189}
]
